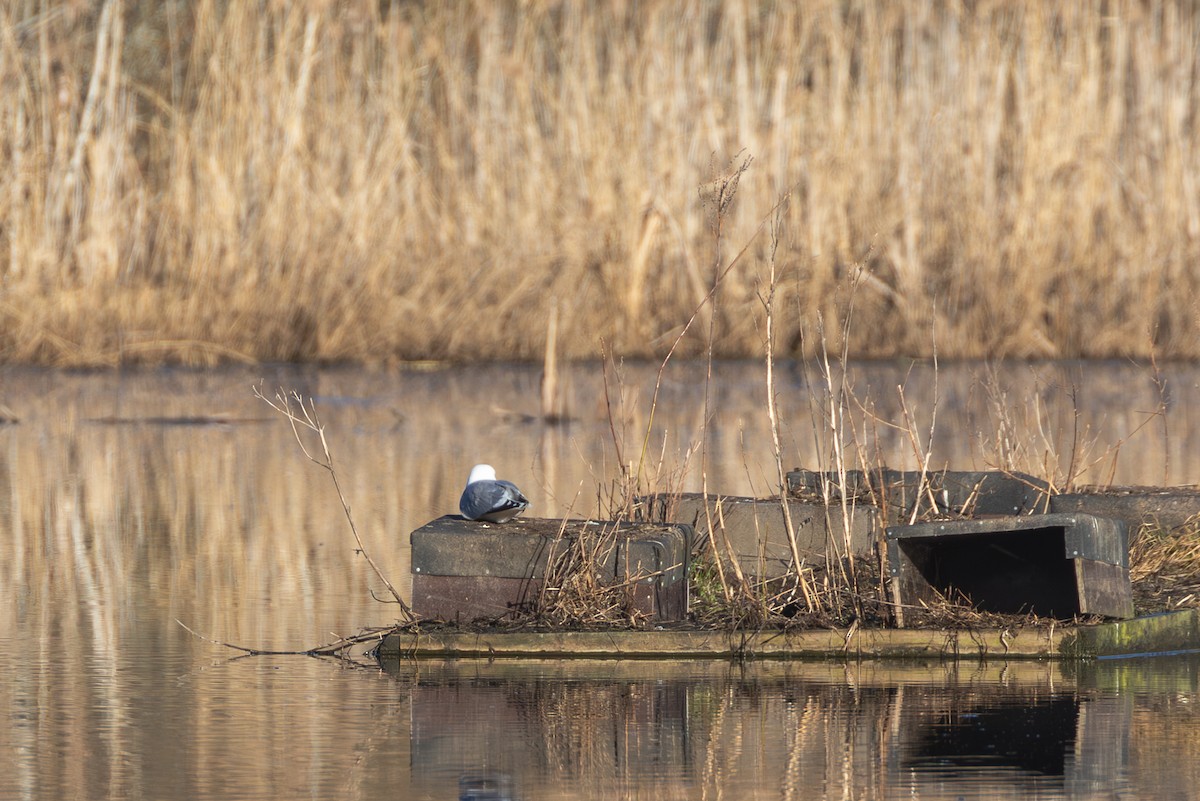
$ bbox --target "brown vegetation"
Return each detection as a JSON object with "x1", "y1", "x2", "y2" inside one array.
[
  {"x1": 1130, "y1": 516, "x2": 1200, "y2": 610},
  {"x1": 2, "y1": 1, "x2": 1200, "y2": 365}
]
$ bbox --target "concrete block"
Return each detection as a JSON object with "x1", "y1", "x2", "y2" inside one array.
[
  {"x1": 659, "y1": 494, "x2": 878, "y2": 579},
  {"x1": 887, "y1": 513, "x2": 1134, "y2": 624},
  {"x1": 410, "y1": 516, "x2": 690, "y2": 623},
  {"x1": 1050, "y1": 486, "x2": 1200, "y2": 533},
  {"x1": 788, "y1": 468, "x2": 1050, "y2": 519}
]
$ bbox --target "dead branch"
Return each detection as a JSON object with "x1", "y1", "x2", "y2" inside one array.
[
  {"x1": 176, "y1": 618, "x2": 398, "y2": 658},
  {"x1": 254, "y1": 384, "x2": 417, "y2": 623}
]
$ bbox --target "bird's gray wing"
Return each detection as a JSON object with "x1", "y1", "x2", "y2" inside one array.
[
  {"x1": 496, "y1": 481, "x2": 529, "y2": 511},
  {"x1": 460, "y1": 480, "x2": 529, "y2": 521}
]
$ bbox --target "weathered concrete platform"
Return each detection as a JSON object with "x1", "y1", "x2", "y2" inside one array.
[
  {"x1": 411, "y1": 516, "x2": 690, "y2": 623},
  {"x1": 401, "y1": 473, "x2": 1200, "y2": 660},
  {"x1": 649, "y1": 493, "x2": 876, "y2": 578},
  {"x1": 377, "y1": 608, "x2": 1200, "y2": 661}
]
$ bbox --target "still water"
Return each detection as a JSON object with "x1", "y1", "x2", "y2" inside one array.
[{"x1": 2, "y1": 360, "x2": 1200, "y2": 800}]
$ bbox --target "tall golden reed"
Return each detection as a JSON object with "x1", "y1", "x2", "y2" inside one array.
[{"x1": 1, "y1": 1, "x2": 1198, "y2": 365}]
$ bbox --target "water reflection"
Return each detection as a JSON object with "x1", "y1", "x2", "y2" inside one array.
[
  {"x1": 458, "y1": 772, "x2": 517, "y2": 801},
  {"x1": 902, "y1": 696, "x2": 1079, "y2": 777},
  {"x1": 381, "y1": 656, "x2": 1200, "y2": 800},
  {"x1": 2, "y1": 360, "x2": 1200, "y2": 799}
]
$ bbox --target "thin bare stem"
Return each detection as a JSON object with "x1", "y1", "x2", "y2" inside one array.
[
  {"x1": 254, "y1": 384, "x2": 416, "y2": 623},
  {"x1": 635, "y1": 156, "x2": 792, "y2": 481},
  {"x1": 897, "y1": 381, "x2": 941, "y2": 526},
  {"x1": 827, "y1": 265, "x2": 869, "y2": 595},
  {"x1": 697, "y1": 156, "x2": 754, "y2": 601},
  {"x1": 599, "y1": 342, "x2": 628, "y2": 484},
  {"x1": 176, "y1": 618, "x2": 395, "y2": 658},
  {"x1": 760, "y1": 198, "x2": 814, "y2": 611},
  {"x1": 1149, "y1": 345, "x2": 1170, "y2": 487},
  {"x1": 540, "y1": 303, "x2": 562, "y2": 422}
]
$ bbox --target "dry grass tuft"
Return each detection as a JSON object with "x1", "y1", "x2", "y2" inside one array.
[
  {"x1": 534, "y1": 522, "x2": 637, "y2": 628},
  {"x1": 895, "y1": 592, "x2": 1067, "y2": 633},
  {"x1": 1130, "y1": 516, "x2": 1200, "y2": 610},
  {"x1": 3, "y1": 2, "x2": 1200, "y2": 364}
]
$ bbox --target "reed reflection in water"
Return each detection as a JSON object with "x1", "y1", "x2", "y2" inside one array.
[
  {"x1": 1, "y1": 360, "x2": 1200, "y2": 799},
  {"x1": 382, "y1": 657, "x2": 1200, "y2": 800}
]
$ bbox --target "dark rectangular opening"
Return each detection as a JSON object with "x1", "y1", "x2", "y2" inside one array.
[{"x1": 898, "y1": 526, "x2": 1080, "y2": 617}]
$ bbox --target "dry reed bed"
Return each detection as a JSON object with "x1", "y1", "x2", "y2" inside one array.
[{"x1": 1, "y1": 2, "x2": 1198, "y2": 365}]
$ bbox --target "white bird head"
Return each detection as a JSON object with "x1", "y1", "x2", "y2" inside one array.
[{"x1": 467, "y1": 464, "x2": 497, "y2": 484}]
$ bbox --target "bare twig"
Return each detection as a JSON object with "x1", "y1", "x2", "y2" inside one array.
[
  {"x1": 897, "y1": 383, "x2": 940, "y2": 525},
  {"x1": 176, "y1": 618, "x2": 395, "y2": 658},
  {"x1": 540, "y1": 303, "x2": 564, "y2": 422},
  {"x1": 1149, "y1": 345, "x2": 1170, "y2": 487},
  {"x1": 698, "y1": 155, "x2": 755, "y2": 602},
  {"x1": 759, "y1": 196, "x2": 815, "y2": 611},
  {"x1": 636, "y1": 155, "x2": 792, "y2": 482},
  {"x1": 599, "y1": 342, "x2": 628, "y2": 493},
  {"x1": 254, "y1": 384, "x2": 416, "y2": 623}
]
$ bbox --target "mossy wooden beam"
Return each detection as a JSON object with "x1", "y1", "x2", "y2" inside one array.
[
  {"x1": 1060, "y1": 609, "x2": 1200, "y2": 659},
  {"x1": 380, "y1": 626, "x2": 1068, "y2": 660},
  {"x1": 380, "y1": 610, "x2": 1200, "y2": 661}
]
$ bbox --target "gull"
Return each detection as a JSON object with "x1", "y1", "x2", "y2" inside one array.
[{"x1": 459, "y1": 464, "x2": 530, "y2": 523}]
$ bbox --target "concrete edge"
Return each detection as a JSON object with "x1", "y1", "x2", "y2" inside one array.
[
  {"x1": 379, "y1": 626, "x2": 1071, "y2": 661},
  {"x1": 1063, "y1": 609, "x2": 1200, "y2": 658},
  {"x1": 379, "y1": 611, "x2": 1200, "y2": 661}
]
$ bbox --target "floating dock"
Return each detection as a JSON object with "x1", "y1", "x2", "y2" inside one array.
[
  {"x1": 396, "y1": 473, "x2": 1200, "y2": 661},
  {"x1": 379, "y1": 608, "x2": 1200, "y2": 661}
]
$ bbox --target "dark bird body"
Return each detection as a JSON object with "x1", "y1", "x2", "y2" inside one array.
[{"x1": 459, "y1": 464, "x2": 529, "y2": 523}]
